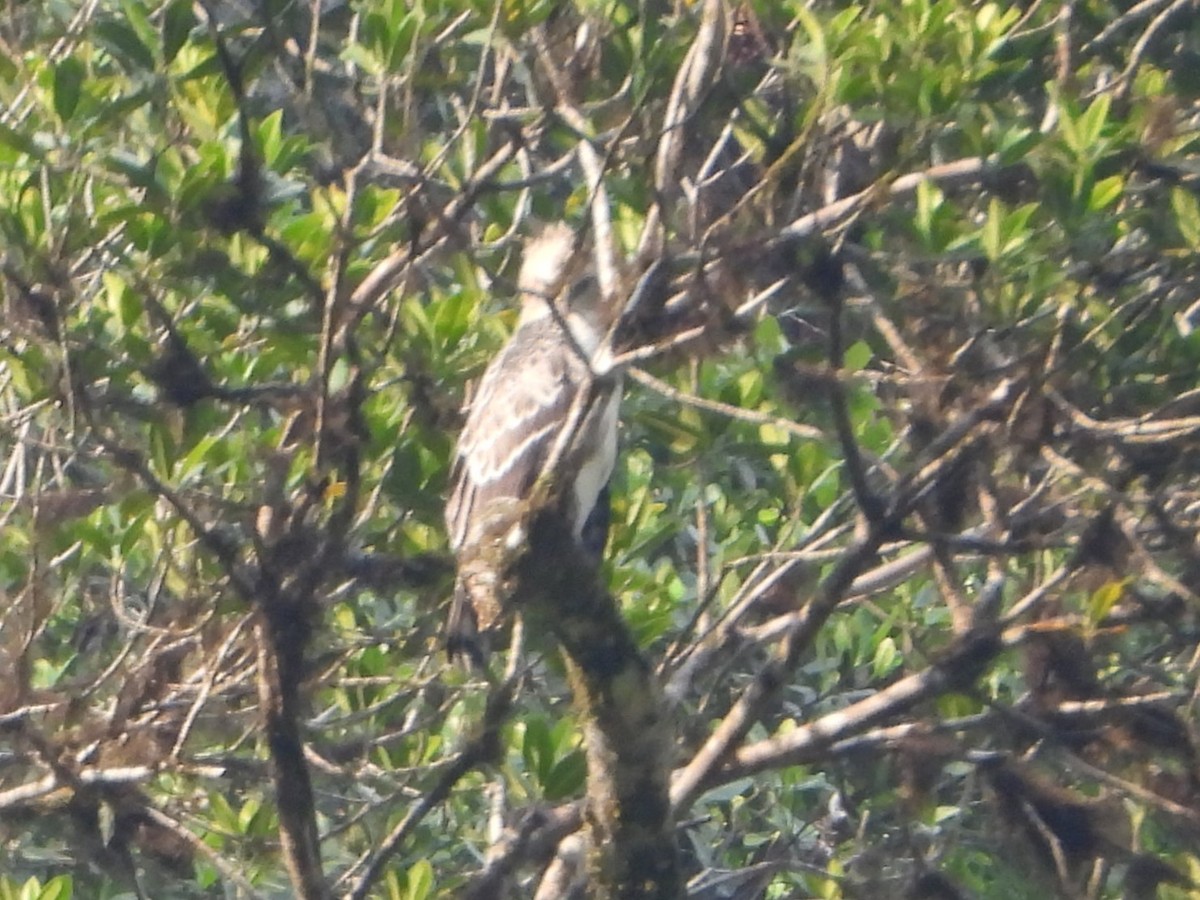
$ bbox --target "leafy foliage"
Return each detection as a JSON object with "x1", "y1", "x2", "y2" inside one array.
[{"x1": 3, "y1": 0, "x2": 1200, "y2": 898}]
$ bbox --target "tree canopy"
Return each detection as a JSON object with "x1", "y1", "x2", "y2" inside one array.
[{"x1": 3, "y1": 0, "x2": 1200, "y2": 898}]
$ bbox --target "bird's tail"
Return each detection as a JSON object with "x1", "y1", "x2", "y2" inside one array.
[{"x1": 445, "y1": 578, "x2": 487, "y2": 669}]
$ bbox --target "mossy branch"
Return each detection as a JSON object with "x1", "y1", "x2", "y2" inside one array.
[{"x1": 510, "y1": 512, "x2": 682, "y2": 900}]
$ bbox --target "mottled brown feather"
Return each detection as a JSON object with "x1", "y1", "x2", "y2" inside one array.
[
  {"x1": 443, "y1": 226, "x2": 620, "y2": 664},
  {"x1": 445, "y1": 316, "x2": 588, "y2": 552}
]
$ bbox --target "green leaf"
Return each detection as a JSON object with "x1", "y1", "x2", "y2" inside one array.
[
  {"x1": 53, "y1": 57, "x2": 86, "y2": 122},
  {"x1": 194, "y1": 863, "x2": 219, "y2": 890},
  {"x1": 120, "y1": 0, "x2": 159, "y2": 55},
  {"x1": 149, "y1": 421, "x2": 177, "y2": 475},
  {"x1": 794, "y1": 6, "x2": 829, "y2": 89},
  {"x1": 736, "y1": 368, "x2": 764, "y2": 406},
  {"x1": 997, "y1": 127, "x2": 1039, "y2": 165},
  {"x1": 1060, "y1": 94, "x2": 1110, "y2": 159},
  {"x1": 0, "y1": 43, "x2": 17, "y2": 82},
  {"x1": 1171, "y1": 187, "x2": 1200, "y2": 247},
  {"x1": 872, "y1": 636, "x2": 899, "y2": 679},
  {"x1": 1058, "y1": 104, "x2": 1081, "y2": 156},
  {"x1": 843, "y1": 340, "x2": 873, "y2": 372},
  {"x1": 106, "y1": 149, "x2": 160, "y2": 193},
  {"x1": 405, "y1": 859, "x2": 434, "y2": 900},
  {"x1": 1087, "y1": 579, "x2": 1127, "y2": 628},
  {"x1": 914, "y1": 178, "x2": 944, "y2": 245},
  {"x1": 31, "y1": 656, "x2": 73, "y2": 690},
  {"x1": 981, "y1": 197, "x2": 1003, "y2": 260},
  {"x1": 1088, "y1": 174, "x2": 1124, "y2": 212},
  {"x1": 206, "y1": 791, "x2": 239, "y2": 833},
  {"x1": 118, "y1": 509, "x2": 150, "y2": 556},
  {"x1": 94, "y1": 86, "x2": 155, "y2": 127},
  {"x1": 258, "y1": 110, "x2": 284, "y2": 167},
  {"x1": 1078, "y1": 94, "x2": 1111, "y2": 149},
  {"x1": 95, "y1": 19, "x2": 156, "y2": 71},
  {"x1": 696, "y1": 778, "x2": 755, "y2": 805},
  {"x1": 162, "y1": 0, "x2": 196, "y2": 63},
  {"x1": 103, "y1": 271, "x2": 140, "y2": 328},
  {"x1": 0, "y1": 122, "x2": 40, "y2": 157},
  {"x1": 340, "y1": 41, "x2": 384, "y2": 76},
  {"x1": 37, "y1": 875, "x2": 72, "y2": 900},
  {"x1": 237, "y1": 797, "x2": 262, "y2": 833},
  {"x1": 521, "y1": 717, "x2": 552, "y2": 780},
  {"x1": 542, "y1": 749, "x2": 587, "y2": 800}
]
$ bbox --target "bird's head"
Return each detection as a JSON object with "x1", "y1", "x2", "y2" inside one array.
[
  {"x1": 517, "y1": 222, "x2": 579, "y2": 301},
  {"x1": 515, "y1": 224, "x2": 608, "y2": 350}
]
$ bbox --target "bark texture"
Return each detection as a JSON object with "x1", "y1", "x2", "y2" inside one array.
[{"x1": 514, "y1": 512, "x2": 681, "y2": 900}]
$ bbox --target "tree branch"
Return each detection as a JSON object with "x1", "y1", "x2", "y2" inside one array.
[{"x1": 513, "y1": 513, "x2": 681, "y2": 900}]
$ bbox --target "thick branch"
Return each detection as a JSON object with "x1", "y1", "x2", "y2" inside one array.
[
  {"x1": 255, "y1": 589, "x2": 327, "y2": 900},
  {"x1": 515, "y1": 513, "x2": 681, "y2": 900},
  {"x1": 726, "y1": 627, "x2": 1004, "y2": 780}
]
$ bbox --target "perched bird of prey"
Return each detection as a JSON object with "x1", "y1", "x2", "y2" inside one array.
[{"x1": 445, "y1": 225, "x2": 621, "y2": 664}]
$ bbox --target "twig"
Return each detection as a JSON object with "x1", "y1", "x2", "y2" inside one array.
[
  {"x1": 670, "y1": 383, "x2": 1017, "y2": 813},
  {"x1": 628, "y1": 367, "x2": 823, "y2": 440},
  {"x1": 345, "y1": 678, "x2": 516, "y2": 900},
  {"x1": 775, "y1": 156, "x2": 1000, "y2": 244}
]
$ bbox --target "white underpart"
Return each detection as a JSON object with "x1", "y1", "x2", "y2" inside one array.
[
  {"x1": 515, "y1": 302, "x2": 603, "y2": 356},
  {"x1": 510, "y1": 302, "x2": 619, "y2": 537},
  {"x1": 571, "y1": 386, "x2": 620, "y2": 537}
]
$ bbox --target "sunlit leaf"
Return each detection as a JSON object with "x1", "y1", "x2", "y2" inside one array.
[
  {"x1": 37, "y1": 875, "x2": 72, "y2": 900},
  {"x1": 1171, "y1": 187, "x2": 1200, "y2": 247},
  {"x1": 1088, "y1": 174, "x2": 1124, "y2": 212},
  {"x1": 843, "y1": 340, "x2": 873, "y2": 372},
  {"x1": 405, "y1": 859, "x2": 434, "y2": 900},
  {"x1": 1087, "y1": 579, "x2": 1128, "y2": 628},
  {"x1": 914, "y1": 178, "x2": 944, "y2": 245},
  {"x1": 872, "y1": 635, "x2": 899, "y2": 679}
]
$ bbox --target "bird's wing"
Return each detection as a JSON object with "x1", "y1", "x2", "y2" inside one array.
[{"x1": 445, "y1": 323, "x2": 587, "y2": 551}]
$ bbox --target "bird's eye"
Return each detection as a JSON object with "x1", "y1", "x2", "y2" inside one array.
[{"x1": 568, "y1": 274, "x2": 599, "y2": 305}]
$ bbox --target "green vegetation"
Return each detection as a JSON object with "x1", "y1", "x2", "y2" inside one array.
[{"x1": 2, "y1": 0, "x2": 1200, "y2": 897}]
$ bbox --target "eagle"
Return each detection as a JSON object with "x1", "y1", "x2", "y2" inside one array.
[{"x1": 445, "y1": 225, "x2": 621, "y2": 664}]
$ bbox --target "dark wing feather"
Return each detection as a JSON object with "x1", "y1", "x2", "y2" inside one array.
[
  {"x1": 445, "y1": 320, "x2": 586, "y2": 551},
  {"x1": 578, "y1": 479, "x2": 612, "y2": 561},
  {"x1": 445, "y1": 320, "x2": 590, "y2": 662}
]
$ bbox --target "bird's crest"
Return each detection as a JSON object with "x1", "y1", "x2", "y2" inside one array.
[{"x1": 519, "y1": 223, "x2": 577, "y2": 299}]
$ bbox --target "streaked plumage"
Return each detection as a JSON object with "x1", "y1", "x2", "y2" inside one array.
[{"x1": 445, "y1": 225, "x2": 621, "y2": 663}]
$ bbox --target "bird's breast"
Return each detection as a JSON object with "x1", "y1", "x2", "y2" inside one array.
[{"x1": 570, "y1": 381, "x2": 622, "y2": 538}]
